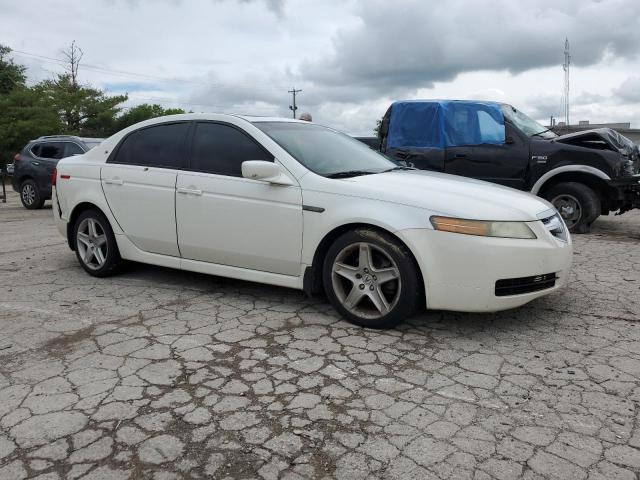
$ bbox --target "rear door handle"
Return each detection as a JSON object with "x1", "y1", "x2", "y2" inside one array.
[
  {"x1": 32, "y1": 162, "x2": 40, "y2": 166},
  {"x1": 454, "y1": 154, "x2": 467, "y2": 159},
  {"x1": 104, "y1": 178, "x2": 123, "y2": 185},
  {"x1": 177, "y1": 187, "x2": 202, "y2": 196}
]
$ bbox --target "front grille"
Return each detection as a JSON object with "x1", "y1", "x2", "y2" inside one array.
[{"x1": 495, "y1": 273, "x2": 557, "y2": 297}]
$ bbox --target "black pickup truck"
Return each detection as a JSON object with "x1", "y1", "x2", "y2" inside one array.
[{"x1": 357, "y1": 100, "x2": 640, "y2": 232}]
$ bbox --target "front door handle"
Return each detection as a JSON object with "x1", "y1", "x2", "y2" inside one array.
[
  {"x1": 177, "y1": 187, "x2": 202, "y2": 196},
  {"x1": 453, "y1": 154, "x2": 467, "y2": 159},
  {"x1": 32, "y1": 162, "x2": 40, "y2": 166},
  {"x1": 104, "y1": 178, "x2": 124, "y2": 185}
]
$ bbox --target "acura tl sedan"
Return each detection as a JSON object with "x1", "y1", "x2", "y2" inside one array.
[{"x1": 52, "y1": 114, "x2": 572, "y2": 328}]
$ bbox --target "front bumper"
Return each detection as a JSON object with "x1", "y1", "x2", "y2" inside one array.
[
  {"x1": 608, "y1": 175, "x2": 640, "y2": 214},
  {"x1": 399, "y1": 220, "x2": 572, "y2": 312}
]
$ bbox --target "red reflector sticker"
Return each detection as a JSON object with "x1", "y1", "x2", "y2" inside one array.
[{"x1": 61, "y1": 175, "x2": 71, "y2": 179}]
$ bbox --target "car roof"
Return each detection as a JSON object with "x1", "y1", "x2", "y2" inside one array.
[
  {"x1": 391, "y1": 99, "x2": 504, "y2": 108},
  {"x1": 30, "y1": 135, "x2": 105, "y2": 143},
  {"x1": 122, "y1": 112, "x2": 306, "y2": 125}
]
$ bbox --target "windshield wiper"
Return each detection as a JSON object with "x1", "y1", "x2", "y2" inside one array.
[
  {"x1": 381, "y1": 166, "x2": 417, "y2": 173},
  {"x1": 325, "y1": 170, "x2": 377, "y2": 178}
]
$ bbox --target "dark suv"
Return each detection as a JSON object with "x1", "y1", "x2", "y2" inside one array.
[{"x1": 12, "y1": 135, "x2": 103, "y2": 209}]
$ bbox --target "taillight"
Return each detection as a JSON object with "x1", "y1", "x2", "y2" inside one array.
[
  {"x1": 51, "y1": 168, "x2": 57, "y2": 187},
  {"x1": 13, "y1": 153, "x2": 20, "y2": 165}
]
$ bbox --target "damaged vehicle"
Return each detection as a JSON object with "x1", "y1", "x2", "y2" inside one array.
[{"x1": 359, "y1": 100, "x2": 640, "y2": 232}]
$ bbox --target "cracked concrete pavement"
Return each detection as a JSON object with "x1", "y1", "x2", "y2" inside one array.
[{"x1": 1, "y1": 189, "x2": 639, "y2": 479}]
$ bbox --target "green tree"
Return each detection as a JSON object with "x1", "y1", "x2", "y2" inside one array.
[
  {"x1": 36, "y1": 74, "x2": 127, "y2": 137},
  {"x1": 0, "y1": 41, "x2": 186, "y2": 167},
  {"x1": 373, "y1": 118, "x2": 383, "y2": 137},
  {"x1": 114, "y1": 103, "x2": 185, "y2": 133},
  {"x1": 0, "y1": 45, "x2": 26, "y2": 94},
  {"x1": 0, "y1": 86, "x2": 61, "y2": 164}
]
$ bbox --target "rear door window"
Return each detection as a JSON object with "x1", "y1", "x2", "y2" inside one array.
[
  {"x1": 36, "y1": 142, "x2": 65, "y2": 159},
  {"x1": 189, "y1": 122, "x2": 272, "y2": 176},
  {"x1": 110, "y1": 123, "x2": 190, "y2": 169}
]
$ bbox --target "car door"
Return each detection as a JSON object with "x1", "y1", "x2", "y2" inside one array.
[
  {"x1": 176, "y1": 121, "x2": 303, "y2": 276},
  {"x1": 32, "y1": 142, "x2": 65, "y2": 191},
  {"x1": 445, "y1": 106, "x2": 529, "y2": 188},
  {"x1": 101, "y1": 122, "x2": 190, "y2": 257},
  {"x1": 466, "y1": 122, "x2": 529, "y2": 189}
]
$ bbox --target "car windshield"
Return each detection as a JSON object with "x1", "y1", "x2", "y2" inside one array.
[
  {"x1": 254, "y1": 122, "x2": 396, "y2": 177},
  {"x1": 501, "y1": 105, "x2": 557, "y2": 139}
]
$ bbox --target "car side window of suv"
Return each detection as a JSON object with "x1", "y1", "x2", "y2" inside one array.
[
  {"x1": 32, "y1": 142, "x2": 65, "y2": 159},
  {"x1": 30, "y1": 144, "x2": 42, "y2": 157},
  {"x1": 64, "y1": 142, "x2": 85, "y2": 157},
  {"x1": 190, "y1": 122, "x2": 273, "y2": 177},
  {"x1": 110, "y1": 122, "x2": 190, "y2": 169}
]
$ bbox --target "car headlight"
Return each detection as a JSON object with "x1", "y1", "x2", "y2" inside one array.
[{"x1": 430, "y1": 216, "x2": 537, "y2": 239}]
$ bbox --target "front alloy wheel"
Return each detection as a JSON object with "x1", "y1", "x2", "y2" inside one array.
[
  {"x1": 323, "y1": 228, "x2": 422, "y2": 328},
  {"x1": 331, "y1": 242, "x2": 401, "y2": 319}
]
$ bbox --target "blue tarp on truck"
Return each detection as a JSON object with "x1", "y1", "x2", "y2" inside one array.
[{"x1": 386, "y1": 100, "x2": 505, "y2": 149}]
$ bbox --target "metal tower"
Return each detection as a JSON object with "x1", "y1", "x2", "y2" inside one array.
[{"x1": 563, "y1": 38, "x2": 571, "y2": 127}]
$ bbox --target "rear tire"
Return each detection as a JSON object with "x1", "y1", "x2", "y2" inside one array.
[
  {"x1": 322, "y1": 228, "x2": 421, "y2": 329},
  {"x1": 73, "y1": 209, "x2": 123, "y2": 277},
  {"x1": 544, "y1": 182, "x2": 600, "y2": 234},
  {"x1": 20, "y1": 179, "x2": 44, "y2": 209}
]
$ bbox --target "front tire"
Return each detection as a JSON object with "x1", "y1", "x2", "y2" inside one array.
[
  {"x1": 73, "y1": 209, "x2": 122, "y2": 277},
  {"x1": 544, "y1": 182, "x2": 600, "y2": 234},
  {"x1": 322, "y1": 228, "x2": 421, "y2": 329},
  {"x1": 20, "y1": 179, "x2": 45, "y2": 209}
]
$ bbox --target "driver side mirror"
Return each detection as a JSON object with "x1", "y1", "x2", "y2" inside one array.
[{"x1": 241, "y1": 160, "x2": 294, "y2": 186}]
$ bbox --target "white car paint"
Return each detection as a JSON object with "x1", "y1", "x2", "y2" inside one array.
[{"x1": 53, "y1": 113, "x2": 572, "y2": 313}]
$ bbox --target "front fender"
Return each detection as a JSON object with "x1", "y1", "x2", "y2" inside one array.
[
  {"x1": 530, "y1": 165, "x2": 611, "y2": 195},
  {"x1": 300, "y1": 190, "x2": 429, "y2": 266}
]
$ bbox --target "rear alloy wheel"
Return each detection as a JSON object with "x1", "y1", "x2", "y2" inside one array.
[
  {"x1": 544, "y1": 182, "x2": 600, "y2": 233},
  {"x1": 74, "y1": 209, "x2": 122, "y2": 277},
  {"x1": 323, "y1": 229, "x2": 421, "y2": 328},
  {"x1": 20, "y1": 179, "x2": 44, "y2": 209}
]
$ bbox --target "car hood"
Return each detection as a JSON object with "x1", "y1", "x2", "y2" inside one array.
[
  {"x1": 324, "y1": 170, "x2": 554, "y2": 221},
  {"x1": 555, "y1": 128, "x2": 637, "y2": 156}
]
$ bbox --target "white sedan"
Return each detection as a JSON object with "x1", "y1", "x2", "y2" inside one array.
[{"x1": 52, "y1": 114, "x2": 572, "y2": 328}]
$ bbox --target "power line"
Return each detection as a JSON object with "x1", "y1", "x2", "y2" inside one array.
[
  {"x1": 288, "y1": 87, "x2": 302, "y2": 119},
  {"x1": 5, "y1": 46, "x2": 288, "y2": 114}
]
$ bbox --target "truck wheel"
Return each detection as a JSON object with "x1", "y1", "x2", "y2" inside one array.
[
  {"x1": 322, "y1": 228, "x2": 422, "y2": 329},
  {"x1": 20, "y1": 179, "x2": 45, "y2": 209},
  {"x1": 544, "y1": 182, "x2": 600, "y2": 233}
]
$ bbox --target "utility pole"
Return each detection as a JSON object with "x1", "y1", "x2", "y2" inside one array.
[
  {"x1": 563, "y1": 38, "x2": 571, "y2": 128},
  {"x1": 288, "y1": 87, "x2": 302, "y2": 119}
]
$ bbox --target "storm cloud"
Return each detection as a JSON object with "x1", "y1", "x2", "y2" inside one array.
[
  {"x1": 2, "y1": 0, "x2": 640, "y2": 134},
  {"x1": 304, "y1": 0, "x2": 640, "y2": 94}
]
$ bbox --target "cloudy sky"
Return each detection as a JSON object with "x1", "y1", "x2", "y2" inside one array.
[{"x1": 2, "y1": 0, "x2": 640, "y2": 135}]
